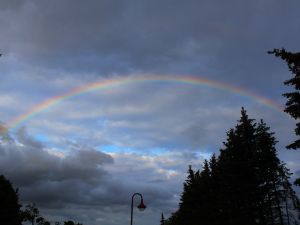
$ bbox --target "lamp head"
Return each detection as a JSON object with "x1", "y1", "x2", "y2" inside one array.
[{"x1": 137, "y1": 199, "x2": 146, "y2": 211}]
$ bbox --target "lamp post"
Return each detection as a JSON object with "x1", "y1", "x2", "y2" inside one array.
[{"x1": 130, "y1": 193, "x2": 146, "y2": 225}]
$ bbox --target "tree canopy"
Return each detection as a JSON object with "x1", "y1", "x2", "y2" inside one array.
[
  {"x1": 0, "y1": 175, "x2": 22, "y2": 225},
  {"x1": 268, "y1": 48, "x2": 300, "y2": 150},
  {"x1": 0, "y1": 174, "x2": 83, "y2": 225},
  {"x1": 165, "y1": 108, "x2": 300, "y2": 225}
]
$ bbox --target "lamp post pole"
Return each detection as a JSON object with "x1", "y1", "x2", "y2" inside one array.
[{"x1": 130, "y1": 193, "x2": 146, "y2": 225}]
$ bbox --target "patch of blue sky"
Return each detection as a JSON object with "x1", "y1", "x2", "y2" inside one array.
[
  {"x1": 34, "y1": 133, "x2": 50, "y2": 143},
  {"x1": 99, "y1": 145, "x2": 135, "y2": 153},
  {"x1": 96, "y1": 118, "x2": 109, "y2": 127},
  {"x1": 98, "y1": 145, "x2": 213, "y2": 160},
  {"x1": 99, "y1": 145, "x2": 168, "y2": 155},
  {"x1": 194, "y1": 151, "x2": 212, "y2": 160}
]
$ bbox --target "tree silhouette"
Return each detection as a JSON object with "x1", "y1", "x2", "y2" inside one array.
[
  {"x1": 0, "y1": 175, "x2": 22, "y2": 225},
  {"x1": 0, "y1": 174, "x2": 83, "y2": 225},
  {"x1": 160, "y1": 212, "x2": 165, "y2": 225},
  {"x1": 165, "y1": 108, "x2": 300, "y2": 225},
  {"x1": 64, "y1": 221, "x2": 83, "y2": 225},
  {"x1": 36, "y1": 216, "x2": 51, "y2": 225},
  {"x1": 268, "y1": 48, "x2": 300, "y2": 150},
  {"x1": 268, "y1": 48, "x2": 300, "y2": 186},
  {"x1": 21, "y1": 203, "x2": 40, "y2": 225}
]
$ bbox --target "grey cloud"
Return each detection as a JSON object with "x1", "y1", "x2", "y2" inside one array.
[
  {"x1": 19, "y1": 78, "x2": 294, "y2": 151},
  {"x1": 0, "y1": 129, "x2": 199, "y2": 225},
  {"x1": 1, "y1": 0, "x2": 299, "y2": 84},
  {"x1": 0, "y1": 0, "x2": 23, "y2": 11},
  {"x1": 0, "y1": 127, "x2": 113, "y2": 186},
  {"x1": 1, "y1": 1, "x2": 300, "y2": 224}
]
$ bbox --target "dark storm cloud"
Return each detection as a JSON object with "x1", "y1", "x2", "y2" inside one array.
[
  {"x1": 0, "y1": 127, "x2": 114, "y2": 206},
  {"x1": 0, "y1": 0, "x2": 23, "y2": 11},
  {"x1": 0, "y1": 128, "x2": 113, "y2": 187},
  {"x1": 1, "y1": 0, "x2": 299, "y2": 87}
]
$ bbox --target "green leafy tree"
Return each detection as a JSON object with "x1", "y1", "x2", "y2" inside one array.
[
  {"x1": 0, "y1": 175, "x2": 22, "y2": 225},
  {"x1": 64, "y1": 221, "x2": 83, "y2": 225},
  {"x1": 36, "y1": 216, "x2": 51, "y2": 225},
  {"x1": 21, "y1": 203, "x2": 40, "y2": 225},
  {"x1": 20, "y1": 203, "x2": 53, "y2": 225}
]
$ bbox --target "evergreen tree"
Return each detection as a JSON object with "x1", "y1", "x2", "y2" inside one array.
[
  {"x1": 165, "y1": 108, "x2": 300, "y2": 225},
  {"x1": 0, "y1": 175, "x2": 22, "y2": 225},
  {"x1": 176, "y1": 165, "x2": 197, "y2": 225},
  {"x1": 164, "y1": 212, "x2": 179, "y2": 225},
  {"x1": 217, "y1": 109, "x2": 300, "y2": 224},
  {"x1": 160, "y1": 212, "x2": 165, "y2": 225},
  {"x1": 166, "y1": 162, "x2": 219, "y2": 225},
  {"x1": 217, "y1": 108, "x2": 260, "y2": 225},
  {"x1": 268, "y1": 48, "x2": 300, "y2": 186},
  {"x1": 268, "y1": 48, "x2": 300, "y2": 150},
  {"x1": 208, "y1": 154, "x2": 221, "y2": 225}
]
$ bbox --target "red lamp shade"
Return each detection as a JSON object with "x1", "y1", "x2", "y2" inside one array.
[{"x1": 137, "y1": 199, "x2": 146, "y2": 211}]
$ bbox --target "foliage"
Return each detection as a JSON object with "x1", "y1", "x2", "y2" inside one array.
[
  {"x1": 160, "y1": 213, "x2": 165, "y2": 225},
  {"x1": 21, "y1": 203, "x2": 40, "y2": 225},
  {"x1": 165, "y1": 108, "x2": 300, "y2": 225},
  {"x1": 268, "y1": 48, "x2": 300, "y2": 150},
  {"x1": 268, "y1": 48, "x2": 300, "y2": 186},
  {"x1": 36, "y1": 216, "x2": 51, "y2": 225},
  {"x1": 20, "y1": 204, "x2": 83, "y2": 225},
  {"x1": 19, "y1": 203, "x2": 83, "y2": 225},
  {"x1": 0, "y1": 175, "x2": 22, "y2": 225},
  {"x1": 64, "y1": 221, "x2": 83, "y2": 225}
]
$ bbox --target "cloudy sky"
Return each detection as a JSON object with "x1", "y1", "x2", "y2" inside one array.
[{"x1": 0, "y1": 0, "x2": 300, "y2": 224}]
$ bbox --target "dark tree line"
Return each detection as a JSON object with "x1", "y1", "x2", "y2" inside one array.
[
  {"x1": 0, "y1": 175, "x2": 83, "y2": 225},
  {"x1": 164, "y1": 109, "x2": 300, "y2": 225}
]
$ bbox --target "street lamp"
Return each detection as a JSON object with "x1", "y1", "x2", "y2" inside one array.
[{"x1": 130, "y1": 193, "x2": 146, "y2": 225}]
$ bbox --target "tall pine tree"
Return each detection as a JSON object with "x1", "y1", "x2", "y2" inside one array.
[
  {"x1": 165, "y1": 108, "x2": 300, "y2": 225},
  {"x1": 217, "y1": 108, "x2": 260, "y2": 225},
  {"x1": 160, "y1": 213, "x2": 165, "y2": 225},
  {"x1": 268, "y1": 48, "x2": 300, "y2": 186},
  {"x1": 268, "y1": 48, "x2": 300, "y2": 150}
]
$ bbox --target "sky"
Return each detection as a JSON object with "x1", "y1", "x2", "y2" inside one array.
[{"x1": 0, "y1": 0, "x2": 300, "y2": 224}]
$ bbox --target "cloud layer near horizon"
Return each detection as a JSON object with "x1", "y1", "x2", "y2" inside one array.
[{"x1": 0, "y1": 128, "x2": 206, "y2": 224}]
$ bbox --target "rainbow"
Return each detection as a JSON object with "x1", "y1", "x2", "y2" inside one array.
[{"x1": 4, "y1": 75, "x2": 283, "y2": 133}]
